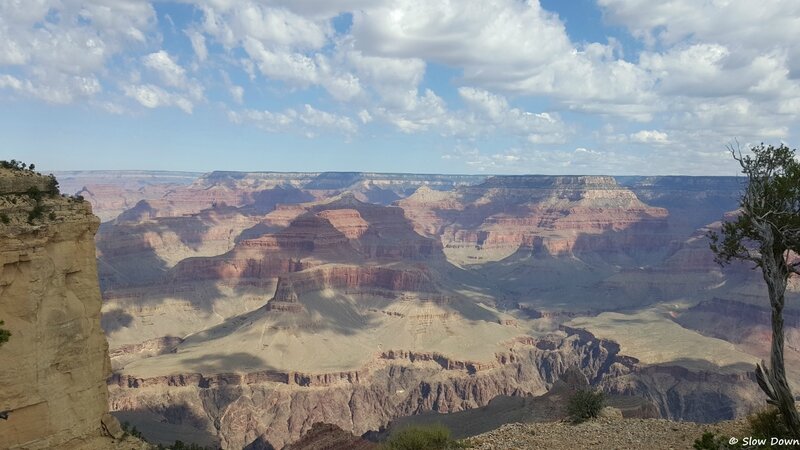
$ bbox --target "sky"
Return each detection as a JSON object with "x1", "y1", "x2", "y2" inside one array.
[{"x1": 1, "y1": 0, "x2": 799, "y2": 175}]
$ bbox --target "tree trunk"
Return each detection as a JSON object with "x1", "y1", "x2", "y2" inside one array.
[{"x1": 759, "y1": 251, "x2": 800, "y2": 438}]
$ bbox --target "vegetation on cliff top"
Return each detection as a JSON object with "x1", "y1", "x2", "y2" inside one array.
[
  {"x1": 0, "y1": 160, "x2": 35, "y2": 171},
  {"x1": 0, "y1": 160, "x2": 88, "y2": 226}
]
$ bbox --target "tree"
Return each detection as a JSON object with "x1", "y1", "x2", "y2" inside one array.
[{"x1": 708, "y1": 142, "x2": 800, "y2": 438}]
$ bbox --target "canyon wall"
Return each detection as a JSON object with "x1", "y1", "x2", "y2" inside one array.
[
  {"x1": 0, "y1": 169, "x2": 127, "y2": 449},
  {"x1": 108, "y1": 329, "x2": 761, "y2": 449}
]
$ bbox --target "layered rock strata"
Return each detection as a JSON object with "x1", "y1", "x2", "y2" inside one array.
[
  {"x1": 108, "y1": 328, "x2": 762, "y2": 449},
  {"x1": 0, "y1": 169, "x2": 122, "y2": 449}
]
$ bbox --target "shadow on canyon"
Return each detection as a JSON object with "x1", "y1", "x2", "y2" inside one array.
[
  {"x1": 112, "y1": 402, "x2": 220, "y2": 448},
  {"x1": 180, "y1": 352, "x2": 270, "y2": 373}
]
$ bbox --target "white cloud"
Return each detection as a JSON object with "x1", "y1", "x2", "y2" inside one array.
[
  {"x1": 349, "y1": 0, "x2": 653, "y2": 110},
  {"x1": 144, "y1": 51, "x2": 188, "y2": 88},
  {"x1": 1, "y1": 0, "x2": 800, "y2": 174},
  {"x1": 458, "y1": 87, "x2": 568, "y2": 144},
  {"x1": 630, "y1": 130, "x2": 670, "y2": 144},
  {"x1": 229, "y1": 85, "x2": 244, "y2": 104},
  {"x1": 123, "y1": 84, "x2": 195, "y2": 113},
  {"x1": 186, "y1": 30, "x2": 208, "y2": 62},
  {"x1": 228, "y1": 104, "x2": 357, "y2": 136},
  {"x1": 0, "y1": 0, "x2": 154, "y2": 103}
]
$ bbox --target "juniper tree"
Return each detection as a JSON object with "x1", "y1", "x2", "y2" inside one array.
[{"x1": 708, "y1": 142, "x2": 800, "y2": 437}]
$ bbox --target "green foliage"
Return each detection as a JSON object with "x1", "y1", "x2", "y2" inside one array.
[
  {"x1": 26, "y1": 186, "x2": 43, "y2": 201},
  {"x1": 1, "y1": 160, "x2": 29, "y2": 171},
  {"x1": 121, "y1": 421, "x2": 144, "y2": 440},
  {"x1": 0, "y1": 160, "x2": 38, "y2": 173},
  {"x1": 708, "y1": 143, "x2": 800, "y2": 265},
  {"x1": 0, "y1": 213, "x2": 9, "y2": 224},
  {"x1": 46, "y1": 174, "x2": 59, "y2": 195},
  {"x1": 692, "y1": 432, "x2": 743, "y2": 450},
  {"x1": 0, "y1": 320, "x2": 10, "y2": 347},
  {"x1": 383, "y1": 424, "x2": 466, "y2": 450},
  {"x1": 750, "y1": 407, "x2": 791, "y2": 444},
  {"x1": 27, "y1": 204, "x2": 46, "y2": 224},
  {"x1": 566, "y1": 389, "x2": 605, "y2": 423}
]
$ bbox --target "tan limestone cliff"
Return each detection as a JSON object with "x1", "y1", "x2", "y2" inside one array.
[{"x1": 0, "y1": 168, "x2": 143, "y2": 449}]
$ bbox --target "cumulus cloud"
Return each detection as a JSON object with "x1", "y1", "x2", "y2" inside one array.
[
  {"x1": 186, "y1": 30, "x2": 208, "y2": 62},
  {"x1": 123, "y1": 84, "x2": 195, "y2": 113},
  {"x1": 630, "y1": 130, "x2": 670, "y2": 144},
  {"x1": 144, "y1": 51, "x2": 189, "y2": 88},
  {"x1": 0, "y1": 0, "x2": 155, "y2": 102},
  {"x1": 458, "y1": 87, "x2": 568, "y2": 144},
  {"x1": 1, "y1": 0, "x2": 800, "y2": 174},
  {"x1": 228, "y1": 104, "x2": 358, "y2": 137}
]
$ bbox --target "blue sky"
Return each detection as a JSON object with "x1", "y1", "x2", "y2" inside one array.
[{"x1": 1, "y1": 0, "x2": 799, "y2": 175}]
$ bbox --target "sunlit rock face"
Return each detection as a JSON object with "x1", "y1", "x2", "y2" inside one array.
[{"x1": 0, "y1": 168, "x2": 113, "y2": 449}]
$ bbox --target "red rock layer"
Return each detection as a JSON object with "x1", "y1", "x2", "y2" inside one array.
[
  {"x1": 269, "y1": 265, "x2": 438, "y2": 303},
  {"x1": 398, "y1": 176, "x2": 670, "y2": 258}
]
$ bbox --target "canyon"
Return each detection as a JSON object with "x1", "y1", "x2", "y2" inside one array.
[{"x1": 41, "y1": 170, "x2": 799, "y2": 448}]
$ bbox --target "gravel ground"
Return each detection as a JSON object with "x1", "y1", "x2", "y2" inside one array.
[{"x1": 464, "y1": 417, "x2": 750, "y2": 450}]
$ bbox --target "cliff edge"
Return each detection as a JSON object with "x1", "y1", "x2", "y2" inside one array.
[{"x1": 0, "y1": 166, "x2": 145, "y2": 449}]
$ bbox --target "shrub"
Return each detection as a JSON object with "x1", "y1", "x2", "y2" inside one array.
[
  {"x1": 26, "y1": 186, "x2": 43, "y2": 201},
  {"x1": 567, "y1": 389, "x2": 605, "y2": 423},
  {"x1": 1, "y1": 160, "x2": 25, "y2": 171},
  {"x1": 749, "y1": 406, "x2": 791, "y2": 447},
  {"x1": 0, "y1": 320, "x2": 10, "y2": 347},
  {"x1": 46, "y1": 174, "x2": 59, "y2": 195},
  {"x1": 0, "y1": 213, "x2": 9, "y2": 224},
  {"x1": 384, "y1": 424, "x2": 465, "y2": 450},
  {"x1": 27, "y1": 204, "x2": 45, "y2": 224},
  {"x1": 692, "y1": 432, "x2": 743, "y2": 450},
  {"x1": 121, "y1": 421, "x2": 144, "y2": 440}
]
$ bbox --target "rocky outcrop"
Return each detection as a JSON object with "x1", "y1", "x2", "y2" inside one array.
[
  {"x1": 284, "y1": 422, "x2": 378, "y2": 450},
  {"x1": 0, "y1": 169, "x2": 123, "y2": 449},
  {"x1": 397, "y1": 175, "x2": 670, "y2": 265},
  {"x1": 269, "y1": 265, "x2": 438, "y2": 303},
  {"x1": 168, "y1": 198, "x2": 443, "y2": 285}
]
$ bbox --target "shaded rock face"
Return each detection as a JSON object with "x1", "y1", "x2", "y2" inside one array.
[
  {"x1": 397, "y1": 175, "x2": 670, "y2": 265},
  {"x1": 168, "y1": 198, "x2": 444, "y2": 285},
  {"x1": 269, "y1": 265, "x2": 438, "y2": 303},
  {"x1": 0, "y1": 169, "x2": 112, "y2": 449},
  {"x1": 284, "y1": 422, "x2": 378, "y2": 450}
]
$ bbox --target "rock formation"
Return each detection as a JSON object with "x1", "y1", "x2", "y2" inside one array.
[
  {"x1": 0, "y1": 168, "x2": 143, "y2": 449},
  {"x1": 397, "y1": 175, "x2": 670, "y2": 267},
  {"x1": 84, "y1": 171, "x2": 781, "y2": 449}
]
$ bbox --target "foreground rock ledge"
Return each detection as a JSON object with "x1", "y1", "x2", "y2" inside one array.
[
  {"x1": 0, "y1": 168, "x2": 145, "y2": 449},
  {"x1": 465, "y1": 418, "x2": 750, "y2": 450}
]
